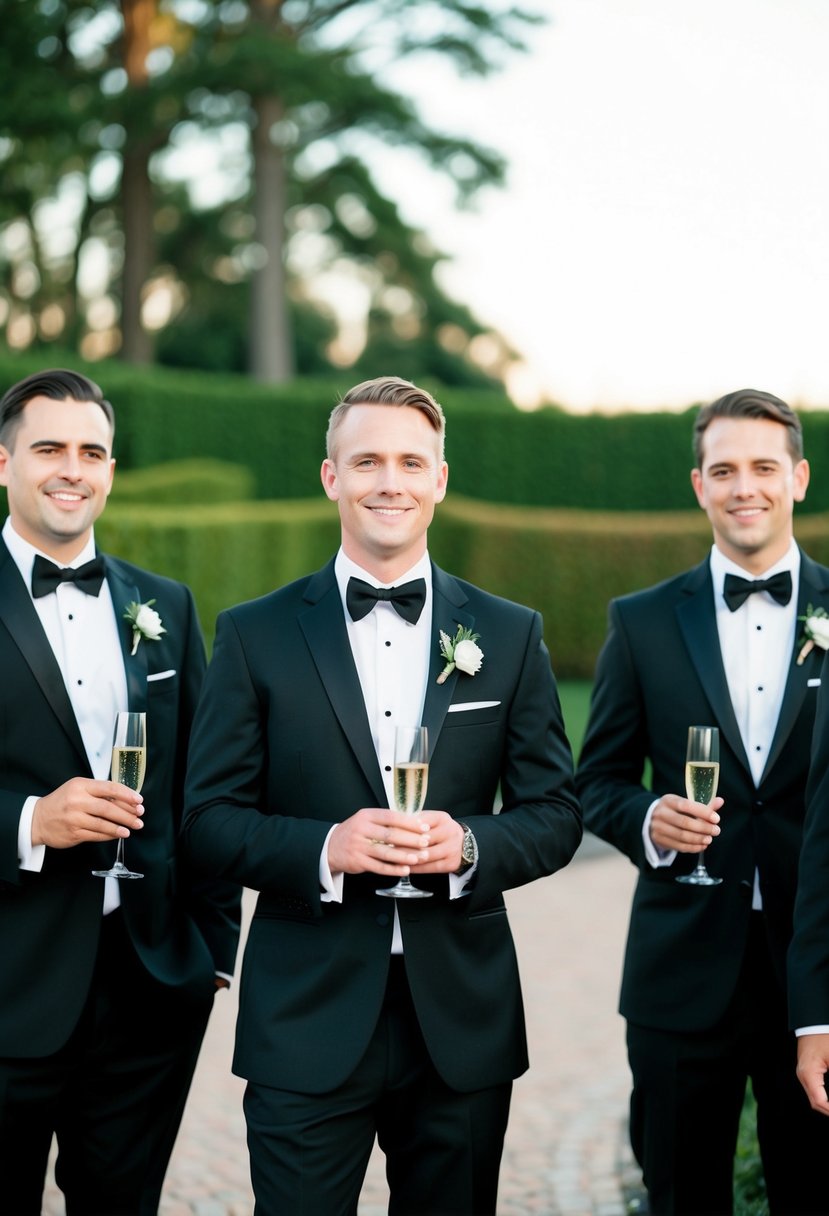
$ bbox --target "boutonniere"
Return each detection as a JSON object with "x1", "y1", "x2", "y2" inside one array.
[
  {"x1": 796, "y1": 604, "x2": 829, "y2": 665},
  {"x1": 437, "y1": 625, "x2": 483, "y2": 684},
  {"x1": 124, "y1": 599, "x2": 166, "y2": 656}
]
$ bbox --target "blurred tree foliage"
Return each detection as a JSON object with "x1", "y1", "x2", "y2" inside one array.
[{"x1": 0, "y1": 0, "x2": 543, "y2": 389}]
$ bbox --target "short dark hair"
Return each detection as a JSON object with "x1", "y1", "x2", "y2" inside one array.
[
  {"x1": 326, "y1": 376, "x2": 446, "y2": 459},
  {"x1": 0, "y1": 368, "x2": 115, "y2": 451},
  {"x1": 693, "y1": 388, "x2": 803, "y2": 467}
]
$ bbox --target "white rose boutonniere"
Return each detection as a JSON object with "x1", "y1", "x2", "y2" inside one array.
[
  {"x1": 437, "y1": 625, "x2": 483, "y2": 684},
  {"x1": 124, "y1": 599, "x2": 167, "y2": 656},
  {"x1": 797, "y1": 604, "x2": 829, "y2": 665}
]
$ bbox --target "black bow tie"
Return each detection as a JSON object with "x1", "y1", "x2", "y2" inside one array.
[
  {"x1": 346, "y1": 576, "x2": 427, "y2": 625},
  {"x1": 31, "y1": 554, "x2": 106, "y2": 599},
  {"x1": 722, "y1": 570, "x2": 792, "y2": 612}
]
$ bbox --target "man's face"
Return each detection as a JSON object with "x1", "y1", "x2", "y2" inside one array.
[
  {"x1": 321, "y1": 403, "x2": 447, "y2": 578},
  {"x1": 0, "y1": 394, "x2": 115, "y2": 559},
  {"x1": 691, "y1": 416, "x2": 809, "y2": 572}
]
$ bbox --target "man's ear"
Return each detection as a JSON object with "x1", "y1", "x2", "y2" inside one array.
[
  {"x1": 321, "y1": 458, "x2": 339, "y2": 502},
  {"x1": 690, "y1": 467, "x2": 705, "y2": 510}
]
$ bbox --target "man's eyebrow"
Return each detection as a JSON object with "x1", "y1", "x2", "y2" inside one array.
[{"x1": 29, "y1": 439, "x2": 109, "y2": 454}]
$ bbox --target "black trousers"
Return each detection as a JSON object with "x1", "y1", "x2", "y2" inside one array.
[
  {"x1": 244, "y1": 956, "x2": 513, "y2": 1216},
  {"x1": 627, "y1": 913, "x2": 829, "y2": 1216},
  {"x1": 0, "y1": 909, "x2": 214, "y2": 1216}
]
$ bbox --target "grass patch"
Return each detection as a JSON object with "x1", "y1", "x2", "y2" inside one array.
[{"x1": 557, "y1": 680, "x2": 592, "y2": 762}]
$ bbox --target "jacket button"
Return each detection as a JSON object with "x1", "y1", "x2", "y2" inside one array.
[{"x1": 376, "y1": 913, "x2": 390, "y2": 927}]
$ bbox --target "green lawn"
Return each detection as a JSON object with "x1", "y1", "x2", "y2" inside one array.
[{"x1": 558, "y1": 680, "x2": 593, "y2": 762}]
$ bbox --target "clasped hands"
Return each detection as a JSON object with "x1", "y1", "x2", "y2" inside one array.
[
  {"x1": 649, "y1": 792, "x2": 724, "y2": 854},
  {"x1": 328, "y1": 807, "x2": 465, "y2": 878},
  {"x1": 31, "y1": 777, "x2": 144, "y2": 850}
]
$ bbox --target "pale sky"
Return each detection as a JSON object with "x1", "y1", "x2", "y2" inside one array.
[{"x1": 379, "y1": 0, "x2": 829, "y2": 411}]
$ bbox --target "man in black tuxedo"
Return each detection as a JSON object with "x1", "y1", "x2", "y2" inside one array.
[
  {"x1": 0, "y1": 369, "x2": 241, "y2": 1215},
  {"x1": 576, "y1": 389, "x2": 829, "y2": 1215},
  {"x1": 182, "y1": 375, "x2": 582, "y2": 1216}
]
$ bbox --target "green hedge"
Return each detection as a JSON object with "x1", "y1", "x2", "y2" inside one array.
[
  {"x1": 93, "y1": 495, "x2": 829, "y2": 678},
  {"x1": 110, "y1": 459, "x2": 256, "y2": 505},
  {"x1": 2, "y1": 350, "x2": 828, "y2": 514},
  {"x1": 0, "y1": 458, "x2": 256, "y2": 518}
]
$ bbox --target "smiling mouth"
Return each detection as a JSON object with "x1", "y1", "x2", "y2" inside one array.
[{"x1": 46, "y1": 490, "x2": 87, "y2": 504}]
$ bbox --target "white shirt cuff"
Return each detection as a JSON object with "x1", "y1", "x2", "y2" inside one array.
[
  {"x1": 319, "y1": 825, "x2": 344, "y2": 903},
  {"x1": 449, "y1": 859, "x2": 477, "y2": 898},
  {"x1": 643, "y1": 799, "x2": 677, "y2": 868},
  {"x1": 796, "y1": 1026, "x2": 829, "y2": 1036},
  {"x1": 18, "y1": 797, "x2": 46, "y2": 872}
]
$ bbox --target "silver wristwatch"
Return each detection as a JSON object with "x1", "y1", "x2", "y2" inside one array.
[{"x1": 454, "y1": 822, "x2": 478, "y2": 875}]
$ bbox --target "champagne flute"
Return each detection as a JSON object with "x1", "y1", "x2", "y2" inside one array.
[
  {"x1": 92, "y1": 711, "x2": 146, "y2": 880},
  {"x1": 376, "y1": 726, "x2": 433, "y2": 900},
  {"x1": 676, "y1": 724, "x2": 722, "y2": 886}
]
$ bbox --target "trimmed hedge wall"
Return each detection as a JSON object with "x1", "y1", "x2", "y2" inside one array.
[
  {"x1": 2, "y1": 351, "x2": 828, "y2": 513},
  {"x1": 94, "y1": 495, "x2": 829, "y2": 679},
  {"x1": 111, "y1": 459, "x2": 256, "y2": 505}
]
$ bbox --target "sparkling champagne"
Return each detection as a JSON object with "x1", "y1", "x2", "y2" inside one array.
[
  {"x1": 685, "y1": 760, "x2": 719, "y2": 805},
  {"x1": 393, "y1": 762, "x2": 428, "y2": 816},
  {"x1": 112, "y1": 745, "x2": 147, "y2": 794}
]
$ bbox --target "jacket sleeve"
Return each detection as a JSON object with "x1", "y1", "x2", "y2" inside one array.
[
  {"x1": 175, "y1": 586, "x2": 242, "y2": 975},
  {"x1": 788, "y1": 649, "x2": 829, "y2": 1027},
  {"x1": 575, "y1": 599, "x2": 657, "y2": 869}
]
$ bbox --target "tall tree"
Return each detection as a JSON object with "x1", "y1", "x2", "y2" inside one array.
[
  {"x1": 1, "y1": 0, "x2": 541, "y2": 387},
  {"x1": 183, "y1": 0, "x2": 541, "y2": 380},
  {"x1": 119, "y1": 0, "x2": 155, "y2": 363}
]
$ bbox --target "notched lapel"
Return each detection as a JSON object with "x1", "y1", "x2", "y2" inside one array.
[
  {"x1": 106, "y1": 561, "x2": 148, "y2": 711},
  {"x1": 675, "y1": 565, "x2": 752, "y2": 777},
  {"x1": 0, "y1": 547, "x2": 88, "y2": 764},
  {"x1": 421, "y1": 567, "x2": 474, "y2": 760},
  {"x1": 763, "y1": 554, "x2": 829, "y2": 780},
  {"x1": 299, "y1": 568, "x2": 387, "y2": 807}
]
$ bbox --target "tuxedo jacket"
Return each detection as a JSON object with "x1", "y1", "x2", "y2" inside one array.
[
  {"x1": 0, "y1": 537, "x2": 241, "y2": 1058},
  {"x1": 575, "y1": 550, "x2": 829, "y2": 1034},
  {"x1": 183, "y1": 559, "x2": 582, "y2": 1095},
  {"x1": 788, "y1": 645, "x2": 829, "y2": 1028}
]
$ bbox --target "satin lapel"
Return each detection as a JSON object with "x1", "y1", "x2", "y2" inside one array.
[
  {"x1": 0, "y1": 543, "x2": 88, "y2": 764},
  {"x1": 298, "y1": 565, "x2": 386, "y2": 807},
  {"x1": 762, "y1": 552, "x2": 829, "y2": 780},
  {"x1": 421, "y1": 565, "x2": 474, "y2": 761},
  {"x1": 675, "y1": 561, "x2": 752, "y2": 777},
  {"x1": 106, "y1": 559, "x2": 148, "y2": 711}
]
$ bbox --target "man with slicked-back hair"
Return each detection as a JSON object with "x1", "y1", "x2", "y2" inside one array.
[
  {"x1": 577, "y1": 389, "x2": 829, "y2": 1214},
  {"x1": 0, "y1": 368, "x2": 240, "y2": 1215}
]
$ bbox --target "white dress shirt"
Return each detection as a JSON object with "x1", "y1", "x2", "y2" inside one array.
[
  {"x1": 4, "y1": 518, "x2": 127, "y2": 910},
  {"x1": 644, "y1": 541, "x2": 799, "y2": 912},
  {"x1": 319, "y1": 549, "x2": 474, "y2": 951}
]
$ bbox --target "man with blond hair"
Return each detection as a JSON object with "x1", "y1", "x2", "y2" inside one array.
[{"x1": 183, "y1": 375, "x2": 582, "y2": 1215}]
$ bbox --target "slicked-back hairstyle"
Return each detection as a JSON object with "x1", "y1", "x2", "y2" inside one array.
[
  {"x1": 326, "y1": 376, "x2": 446, "y2": 460},
  {"x1": 693, "y1": 388, "x2": 803, "y2": 468},
  {"x1": 0, "y1": 368, "x2": 115, "y2": 451}
]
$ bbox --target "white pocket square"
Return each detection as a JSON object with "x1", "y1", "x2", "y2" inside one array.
[
  {"x1": 808, "y1": 678, "x2": 821, "y2": 688},
  {"x1": 447, "y1": 700, "x2": 501, "y2": 713},
  {"x1": 147, "y1": 669, "x2": 176, "y2": 683}
]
